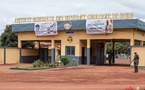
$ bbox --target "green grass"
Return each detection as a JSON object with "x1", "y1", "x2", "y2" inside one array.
[
  {"x1": 10, "y1": 66, "x2": 50, "y2": 70},
  {"x1": 10, "y1": 62, "x2": 79, "y2": 71}
]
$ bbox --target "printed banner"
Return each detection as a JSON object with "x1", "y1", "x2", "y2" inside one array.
[
  {"x1": 86, "y1": 19, "x2": 113, "y2": 34},
  {"x1": 34, "y1": 21, "x2": 57, "y2": 36}
]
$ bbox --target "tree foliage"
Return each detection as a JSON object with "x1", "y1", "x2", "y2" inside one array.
[
  {"x1": 22, "y1": 41, "x2": 34, "y2": 48},
  {"x1": 1, "y1": 25, "x2": 18, "y2": 47},
  {"x1": 107, "y1": 42, "x2": 130, "y2": 54},
  {"x1": 1, "y1": 25, "x2": 34, "y2": 48}
]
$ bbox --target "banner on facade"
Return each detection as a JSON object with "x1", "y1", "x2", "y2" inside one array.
[
  {"x1": 34, "y1": 21, "x2": 57, "y2": 36},
  {"x1": 86, "y1": 19, "x2": 113, "y2": 34}
]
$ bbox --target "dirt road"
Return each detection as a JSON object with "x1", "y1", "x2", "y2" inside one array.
[{"x1": 0, "y1": 59, "x2": 145, "y2": 90}]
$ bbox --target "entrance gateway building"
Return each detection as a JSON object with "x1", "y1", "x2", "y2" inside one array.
[{"x1": 12, "y1": 13, "x2": 145, "y2": 66}]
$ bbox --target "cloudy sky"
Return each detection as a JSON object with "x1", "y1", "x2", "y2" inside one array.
[{"x1": 0, "y1": 0, "x2": 145, "y2": 34}]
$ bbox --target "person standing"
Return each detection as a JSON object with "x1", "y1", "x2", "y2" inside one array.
[
  {"x1": 108, "y1": 52, "x2": 112, "y2": 66},
  {"x1": 131, "y1": 51, "x2": 139, "y2": 73}
]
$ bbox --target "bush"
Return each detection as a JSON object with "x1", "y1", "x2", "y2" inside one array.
[
  {"x1": 33, "y1": 59, "x2": 45, "y2": 67},
  {"x1": 48, "y1": 63, "x2": 56, "y2": 68},
  {"x1": 61, "y1": 56, "x2": 69, "y2": 65},
  {"x1": 45, "y1": 62, "x2": 50, "y2": 67},
  {"x1": 71, "y1": 58, "x2": 79, "y2": 66}
]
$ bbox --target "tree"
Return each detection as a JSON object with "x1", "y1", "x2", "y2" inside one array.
[
  {"x1": 107, "y1": 42, "x2": 130, "y2": 54},
  {"x1": 1, "y1": 25, "x2": 34, "y2": 48},
  {"x1": 1, "y1": 25, "x2": 18, "y2": 47},
  {"x1": 22, "y1": 41, "x2": 34, "y2": 48}
]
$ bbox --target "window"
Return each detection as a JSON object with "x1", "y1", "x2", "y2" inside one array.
[{"x1": 65, "y1": 46, "x2": 75, "y2": 55}]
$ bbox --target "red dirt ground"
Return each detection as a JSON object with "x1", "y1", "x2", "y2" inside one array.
[{"x1": 0, "y1": 59, "x2": 145, "y2": 90}]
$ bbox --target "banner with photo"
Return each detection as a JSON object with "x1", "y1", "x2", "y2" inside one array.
[
  {"x1": 86, "y1": 19, "x2": 113, "y2": 34},
  {"x1": 34, "y1": 21, "x2": 57, "y2": 36}
]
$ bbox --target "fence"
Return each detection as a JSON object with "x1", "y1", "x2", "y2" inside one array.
[
  {"x1": 0, "y1": 47, "x2": 20, "y2": 64},
  {"x1": 0, "y1": 47, "x2": 51, "y2": 64},
  {"x1": 131, "y1": 46, "x2": 145, "y2": 67}
]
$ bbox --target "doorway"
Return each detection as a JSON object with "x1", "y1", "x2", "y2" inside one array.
[
  {"x1": 96, "y1": 43, "x2": 104, "y2": 65},
  {"x1": 39, "y1": 48, "x2": 48, "y2": 63},
  {"x1": 82, "y1": 47, "x2": 85, "y2": 64}
]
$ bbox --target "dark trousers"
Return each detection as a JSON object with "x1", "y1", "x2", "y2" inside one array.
[{"x1": 134, "y1": 61, "x2": 139, "y2": 72}]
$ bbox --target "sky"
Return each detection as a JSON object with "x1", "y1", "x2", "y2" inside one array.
[{"x1": 0, "y1": 0, "x2": 145, "y2": 35}]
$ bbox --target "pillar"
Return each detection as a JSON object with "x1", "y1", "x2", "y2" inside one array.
[
  {"x1": 140, "y1": 41, "x2": 143, "y2": 46},
  {"x1": 130, "y1": 29, "x2": 135, "y2": 46},
  {"x1": 104, "y1": 42, "x2": 107, "y2": 63},
  {"x1": 87, "y1": 39, "x2": 90, "y2": 65},
  {"x1": 18, "y1": 40, "x2": 22, "y2": 63},
  {"x1": 130, "y1": 37, "x2": 134, "y2": 46},
  {"x1": 18, "y1": 40, "x2": 22, "y2": 48},
  {"x1": 112, "y1": 41, "x2": 115, "y2": 63},
  {"x1": 104, "y1": 42, "x2": 107, "y2": 54},
  {"x1": 51, "y1": 40, "x2": 55, "y2": 64},
  {"x1": 34, "y1": 41, "x2": 39, "y2": 48}
]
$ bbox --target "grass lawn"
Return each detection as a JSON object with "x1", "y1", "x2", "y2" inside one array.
[{"x1": 10, "y1": 66, "x2": 53, "y2": 70}]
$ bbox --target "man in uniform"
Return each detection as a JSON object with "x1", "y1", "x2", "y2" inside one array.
[{"x1": 131, "y1": 51, "x2": 139, "y2": 73}]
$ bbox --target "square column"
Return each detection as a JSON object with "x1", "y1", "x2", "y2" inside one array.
[
  {"x1": 87, "y1": 39, "x2": 90, "y2": 65},
  {"x1": 112, "y1": 41, "x2": 115, "y2": 63},
  {"x1": 104, "y1": 42, "x2": 107, "y2": 63},
  {"x1": 51, "y1": 40, "x2": 55, "y2": 64},
  {"x1": 130, "y1": 38, "x2": 134, "y2": 46},
  {"x1": 140, "y1": 41, "x2": 143, "y2": 46},
  {"x1": 18, "y1": 40, "x2": 22, "y2": 63},
  {"x1": 104, "y1": 42, "x2": 107, "y2": 56},
  {"x1": 18, "y1": 40, "x2": 22, "y2": 48}
]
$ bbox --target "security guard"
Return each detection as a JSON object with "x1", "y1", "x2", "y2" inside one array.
[{"x1": 131, "y1": 51, "x2": 139, "y2": 73}]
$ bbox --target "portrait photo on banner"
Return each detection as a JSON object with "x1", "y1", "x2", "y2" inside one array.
[{"x1": 34, "y1": 21, "x2": 58, "y2": 36}]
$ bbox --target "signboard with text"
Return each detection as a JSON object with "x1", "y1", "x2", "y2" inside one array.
[
  {"x1": 15, "y1": 12, "x2": 133, "y2": 23},
  {"x1": 34, "y1": 21, "x2": 58, "y2": 36},
  {"x1": 86, "y1": 19, "x2": 113, "y2": 34}
]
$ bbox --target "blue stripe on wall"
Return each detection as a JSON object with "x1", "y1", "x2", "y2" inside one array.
[
  {"x1": 12, "y1": 19, "x2": 145, "y2": 32},
  {"x1": 20, "y1": 56, "x2": 39, "y2": 63},
  {"x1": 20, "y1": 56, "x2": 51, "y2": 63}
]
